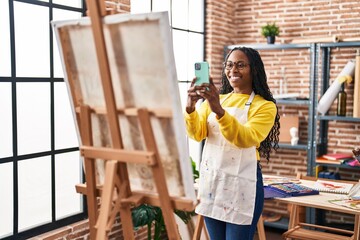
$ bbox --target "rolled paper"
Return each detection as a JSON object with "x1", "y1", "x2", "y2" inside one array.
[
  {"x1": 317, "y1": 60, "x2": 356, "y2": 115},
  {"x1": 353, "y1": 49, "x2": 360, "y2": 118}
]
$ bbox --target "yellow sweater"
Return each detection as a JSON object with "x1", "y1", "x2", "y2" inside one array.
[{"x1": 184, "y1": 93, "x2": 277, "y2": 160}]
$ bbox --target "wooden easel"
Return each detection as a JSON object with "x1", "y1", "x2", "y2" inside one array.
[{"x1": 58, "y1": 1, "x2": 196, "y2": 239}]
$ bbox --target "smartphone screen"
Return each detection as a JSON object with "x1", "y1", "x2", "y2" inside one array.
[{"x1": 194, "y1": 62, "x2": 210, "y2": 86}]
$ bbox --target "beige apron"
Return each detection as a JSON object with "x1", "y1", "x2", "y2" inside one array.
[{"x1": 195, "y1": 92, "x2": 257, "y2": 225}]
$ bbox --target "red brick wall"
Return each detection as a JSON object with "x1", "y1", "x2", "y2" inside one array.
[
  {"x1": 205, "y1": 0, "x2": 360, "y2": 223},
  {"x1": 32, "y1": 216, "x2": 151, "y2": 240}
]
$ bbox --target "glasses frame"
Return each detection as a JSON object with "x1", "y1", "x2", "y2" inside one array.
[{"x1": 223, "y1": 60, "x2": 250, "y2": 70}]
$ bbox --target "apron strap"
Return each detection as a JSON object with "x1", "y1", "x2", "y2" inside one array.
[{"x1": 244, "y1": 91, "x2": 255, "y2": 112}]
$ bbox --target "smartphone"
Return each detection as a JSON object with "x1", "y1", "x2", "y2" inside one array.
[{"x1": 194, "y1": 62, "x2": 210, "y2": 86}]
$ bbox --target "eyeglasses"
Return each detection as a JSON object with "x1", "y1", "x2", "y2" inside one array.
[{"x1": 223, "y1": 61, "x2": 250, "y2": 70}]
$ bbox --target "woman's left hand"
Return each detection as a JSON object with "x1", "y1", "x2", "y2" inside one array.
[{"x1": 198, "y1": 78, "x2": 225, "y2": 118}]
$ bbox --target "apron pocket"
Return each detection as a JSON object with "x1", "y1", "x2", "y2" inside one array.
[
  {"x1": 214, "y1": 174, "x2": 255, "y2": 214},
  {"x1": 198, "y1": 169, "x2": 214, "y2": 203},
  {"x1": 233, "y1": 177, "x2": 256, "y2": 213},
  {"x1": 213, "y1": 174, "x2": 238, "y2": 209}
]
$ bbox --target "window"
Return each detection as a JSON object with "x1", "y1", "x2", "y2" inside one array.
[
  {"x1": 131, "y1": 0, "x2": 206, "y2": 167},
  {"x1": 0, "y1": 1, "x2": 86, "y2": 239},
  {"x1": 0, "y1": 0, "x2": 205, "y2": 239}
]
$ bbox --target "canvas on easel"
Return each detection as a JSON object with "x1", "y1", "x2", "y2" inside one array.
[{"x1": 52, "y1": 8, "x2": 196, "y2": 239}]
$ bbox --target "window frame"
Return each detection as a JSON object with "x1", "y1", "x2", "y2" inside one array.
[
  {"x1": 0, "y1": 1, "x2": 87, "y2": 239},
  {"x1": 0, "y1": 0, "x2": 206, "y2": 239}
]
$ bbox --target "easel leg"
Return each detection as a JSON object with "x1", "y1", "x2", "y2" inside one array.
[
  {"x1": 96, "y1": 160, "x2": 135, "y2": 240},
  {"x1": 192, "y1": 215, "x2": 209, "y2": 240},
  {"x1": 96, "y1": 160, "x2": 117, "y2": 240},
  {"x1": 353, "y1": 214, "x2": 360, "y2": 240},
  {"x1": 137, "y1": 109, "x2": 180, "y2": 239},
  {"x1": 193, "y1": 215, "x2": 204, "y2": 240},
  {"x1": 80, "y1": 104, "x2": 98, "y2": 238},
  {"x1": 257, "y1": 215, "x2": 266, "y2": 240},
  {"x1": 84, "y1": 157, "x2": 98, "y2": 238}
]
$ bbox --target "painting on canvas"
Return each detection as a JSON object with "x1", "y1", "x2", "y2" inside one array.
[{"x1": 52, "y1": 12, "x2": 196, "y2": 201}]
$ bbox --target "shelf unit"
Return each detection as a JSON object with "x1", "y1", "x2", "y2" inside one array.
[
  {"x1": 315, "y1": 41, "x2": 360, "y2": 163},
  {"x1": 312, "y1": 41, "x2": 360, "y2": 228},
  {"x1": 224, "y1": 43, "x2": 318, "y2": 175}
]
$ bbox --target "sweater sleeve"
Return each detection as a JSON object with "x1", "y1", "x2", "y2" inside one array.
[
  {"x1": 184, "y1": 101, "x2": 211, "y2": 142},
  {"x1": 217, "y1": 101, "x2": 277, "y2": 148}
]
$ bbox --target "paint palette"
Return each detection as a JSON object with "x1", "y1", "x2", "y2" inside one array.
[{"x1": 264, "y1": 183, "x2": 319, "y2": 199}]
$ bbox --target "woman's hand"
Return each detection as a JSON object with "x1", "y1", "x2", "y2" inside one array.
[
  {"x1": 186, "y1": 77, "x2": 204, "y2": 114},
  {"x1": 200, "y1": 78, "x2": 225, "y2": 118},
  {"x1": 187, "y1": 77, "x2": 225, "y2": 118}
]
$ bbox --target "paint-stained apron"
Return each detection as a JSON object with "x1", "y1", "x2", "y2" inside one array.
[{"x1": 195, "y1": 91, "x2": 257, "y2": 225}]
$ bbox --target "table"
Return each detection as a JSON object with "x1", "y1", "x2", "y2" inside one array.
[{"x1": 275, "y1": 178, "x2": 360, "y2": 240}]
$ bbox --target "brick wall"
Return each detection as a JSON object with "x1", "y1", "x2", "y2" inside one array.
[
  {"x1": 205, "y1": 0, "x2": 360, "y2": 223},
  {"x1": 31, "y1": 216, "x2": 151, "y2": 240}
]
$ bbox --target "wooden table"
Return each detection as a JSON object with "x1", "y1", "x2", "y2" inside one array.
[{"x1": 275, "y1": 179, "x2": 360, "y2": 240}]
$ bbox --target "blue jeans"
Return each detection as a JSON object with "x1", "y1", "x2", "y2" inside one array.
[{"x1": 204, "y1": 163, "x2": 264, "y2": 240}]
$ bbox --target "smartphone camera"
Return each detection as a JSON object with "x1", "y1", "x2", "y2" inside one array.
[{"x1": 195, "y1": 63, "x2": 201, "y2": 70}]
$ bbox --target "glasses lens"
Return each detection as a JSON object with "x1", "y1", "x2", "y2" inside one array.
[
  {"x1": 225, "y1": 61, "x2": 233, "y2": 69},
  {"x1": 237, "y1": 62, "x2": 245, "y2": 69}
]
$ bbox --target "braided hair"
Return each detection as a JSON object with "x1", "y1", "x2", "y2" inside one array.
[{"x1": 220, "y1": 46, "x2": 280, "y2": 162}]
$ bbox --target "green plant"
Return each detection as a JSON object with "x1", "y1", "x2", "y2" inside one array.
[
  {"x1": 261, "y1": 22, "x2": 280, "y2": 37},
  {"x1": 190, "y1": 156, "x2": 199, "y2": 180},
  {"x1": 131, "y1": 157, "x2": 199, "y2": 239}
]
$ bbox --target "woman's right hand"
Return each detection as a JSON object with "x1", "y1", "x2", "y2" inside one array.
[{"x1": 186, "y1": 77, "x2": 204, "y2": 114}]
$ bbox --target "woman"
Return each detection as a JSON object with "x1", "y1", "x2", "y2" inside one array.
[{"x1": 185, "y1": 47, "x2": 280, "y2": 239}]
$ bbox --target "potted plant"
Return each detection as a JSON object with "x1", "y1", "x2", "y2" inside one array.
[
  {"x1": 131, "y1": 157, "x2": 199, "y2": 239},
  {"x1": 261, "y1": 22, "x2": 280, "y2": 44}
]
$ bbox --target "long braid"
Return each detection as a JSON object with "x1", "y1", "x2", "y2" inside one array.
[{"x1": 220, "y1": 47, "x2": 280, "y2": 162}]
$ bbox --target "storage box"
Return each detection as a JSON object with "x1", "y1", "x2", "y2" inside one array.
[{"x1": 279, "y1": 115, "x2": 299, "y2": 143}]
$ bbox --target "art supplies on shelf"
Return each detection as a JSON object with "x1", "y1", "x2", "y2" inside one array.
[
  {"x1": 317, "y1": 171, "x2": 340, "y2": 180},
  {"x1": 316, "y1": 157, "x2": 344, "y2": 165},
  {"x1": 321, "y1": 153, "x2": 353, "y2": 161},
  {"x1": 313, "y1": 179, "x2": 354, "y2": 194},
  {"x1": 264, "y1": 182, "x2": 319, "y2": 199},
  {"x1": 352, "y1": 147, "x2": 360, "y2": 163},
  {"x1": 345, "y1": 159, "x2": 360, "y2": 167}
]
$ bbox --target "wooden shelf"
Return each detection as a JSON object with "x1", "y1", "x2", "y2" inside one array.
[
  {"x1": 283, "y1": 226, "x2": 353, "y2": 240},
  {"x1": 263, "y1": 217, "x2": 289, "y2": 230}
]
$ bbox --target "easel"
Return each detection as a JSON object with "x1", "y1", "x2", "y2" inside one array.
[{"x1": 57, "y1": 0, "x2": 196, "y2": 239}]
